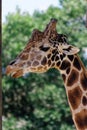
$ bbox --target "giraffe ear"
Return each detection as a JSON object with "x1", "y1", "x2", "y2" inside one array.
[{"x1": 62, "y1": 45, "x2": 80, "y2": 55}]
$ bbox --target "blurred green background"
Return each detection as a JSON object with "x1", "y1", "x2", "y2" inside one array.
[{"x1": 2, "y1": 0, "x2": 87, "y2": 130}]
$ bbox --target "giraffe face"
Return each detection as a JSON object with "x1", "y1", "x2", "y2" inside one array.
[{"x1": 6, "y1": 19, "x2": 80, "y2": 78}]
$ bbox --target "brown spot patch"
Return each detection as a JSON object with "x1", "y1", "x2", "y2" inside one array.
[
  {"x1": 19, "y1": 62, "x2": 25, "y2": 67},
  {"x1": 30, "y1": 53, "x2": 35, "y2": 60},
  {"x1": 51, "y1": 54, "x2": 55, "y2": 61},
  {"x1": 41, "y1": 57, "x2": 47, "y2": 65},
  {"x1": 20, "y1": 53, "x2": 29, "y2": 60},
  {"x1": 75, "y1": 109, "x2": 87, "y2": 129},
  {"x1": 60, "y1": 60, "x2": 71, "y2": 70},
  {"x1": 52, "y1": 49, "x2": 57, "y2": 54},
  {"x1": 48, "y1": 60, "x2": 51, "y2": 66},
  {"x1": 36, "y1": 55, "x2": 42, "y2": 60},
  {"x1": 56, "y1": 61, "x2": 61, "y2": 67},
  {"x1": 27, "y1": 61, "x2": 31, "y2": 66},
  {"x1": 62, "y1": 74, "x2": 66, "y2": 82},
  {"x1": 68, "y1": 55, "x2": 74, "y2": 61},
  {"x1": 55, "y1": 56, "x2": 59, "y2": 61},
  {"x1": 30, "y1": 67, "x2": 36, "y2": 71},
  {"x1": 82, "y1": 96, "x2": 87, "y2": 106},
  {"x1": 37, "y1": 66, "x2": 43, "y2": 71},
  {"x1": 44, "y1": 66, "x2": 47, "y2": 70},
  {"x1": 73, "y1": 57, "x2": 81, "y2": 70},
  {"x1": 66, "y1": 67, "x2": 70, "y2": 74},
  {"x1": 67, "y1": 69, "x2": 79, "y2": 86},
  {"x1": 24, "y1": 45, "x2": 31, "y2": 52},
  {"x1": 80, "y1": 72, "x2": 87, "y2": 90},
  {"x1": 32, "y1": 61, "x2": 39, "y2": 66},
  {"x1": 68, "y1": 86, "x2": 82, "y2": 109},
  {"x1": 47, "y1": 54, "x2": 51, "y2": 59},
  {"x1": 60, "y1": 54, "x2": 63, "y2": 60},
  {"x1": 52, "y1": 63, "x2": 55, "y2": 67}
]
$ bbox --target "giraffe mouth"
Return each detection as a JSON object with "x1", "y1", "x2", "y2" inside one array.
[{"x1": 6, "y1": 65, "x2": 24, "y2": 78}]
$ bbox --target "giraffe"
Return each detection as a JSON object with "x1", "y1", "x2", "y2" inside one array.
[{"x1": 6, "y1": 19, "x2": 87, "y2": 130}]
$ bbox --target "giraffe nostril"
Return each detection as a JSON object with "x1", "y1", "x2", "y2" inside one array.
[{"x1": 9, "y1": 60, "x2": 16, "y2": 65}]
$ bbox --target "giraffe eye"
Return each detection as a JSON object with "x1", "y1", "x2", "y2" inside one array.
[{"x1": 39, "y1": 45, "x2": 50, "y2": 52}]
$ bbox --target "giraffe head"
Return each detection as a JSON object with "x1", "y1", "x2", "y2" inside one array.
[{"x1": 6, "y1": 19, "x2": 80, "y2": 78}]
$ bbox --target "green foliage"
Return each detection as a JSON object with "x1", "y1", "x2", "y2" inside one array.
[{"x1": 3, "y1": 0, "x2": 87, "y2": 130}]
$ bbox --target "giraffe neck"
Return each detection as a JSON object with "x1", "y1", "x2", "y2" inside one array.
[{"x1": 58, "y1": 54, "x2": 87, "y2": 130}]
